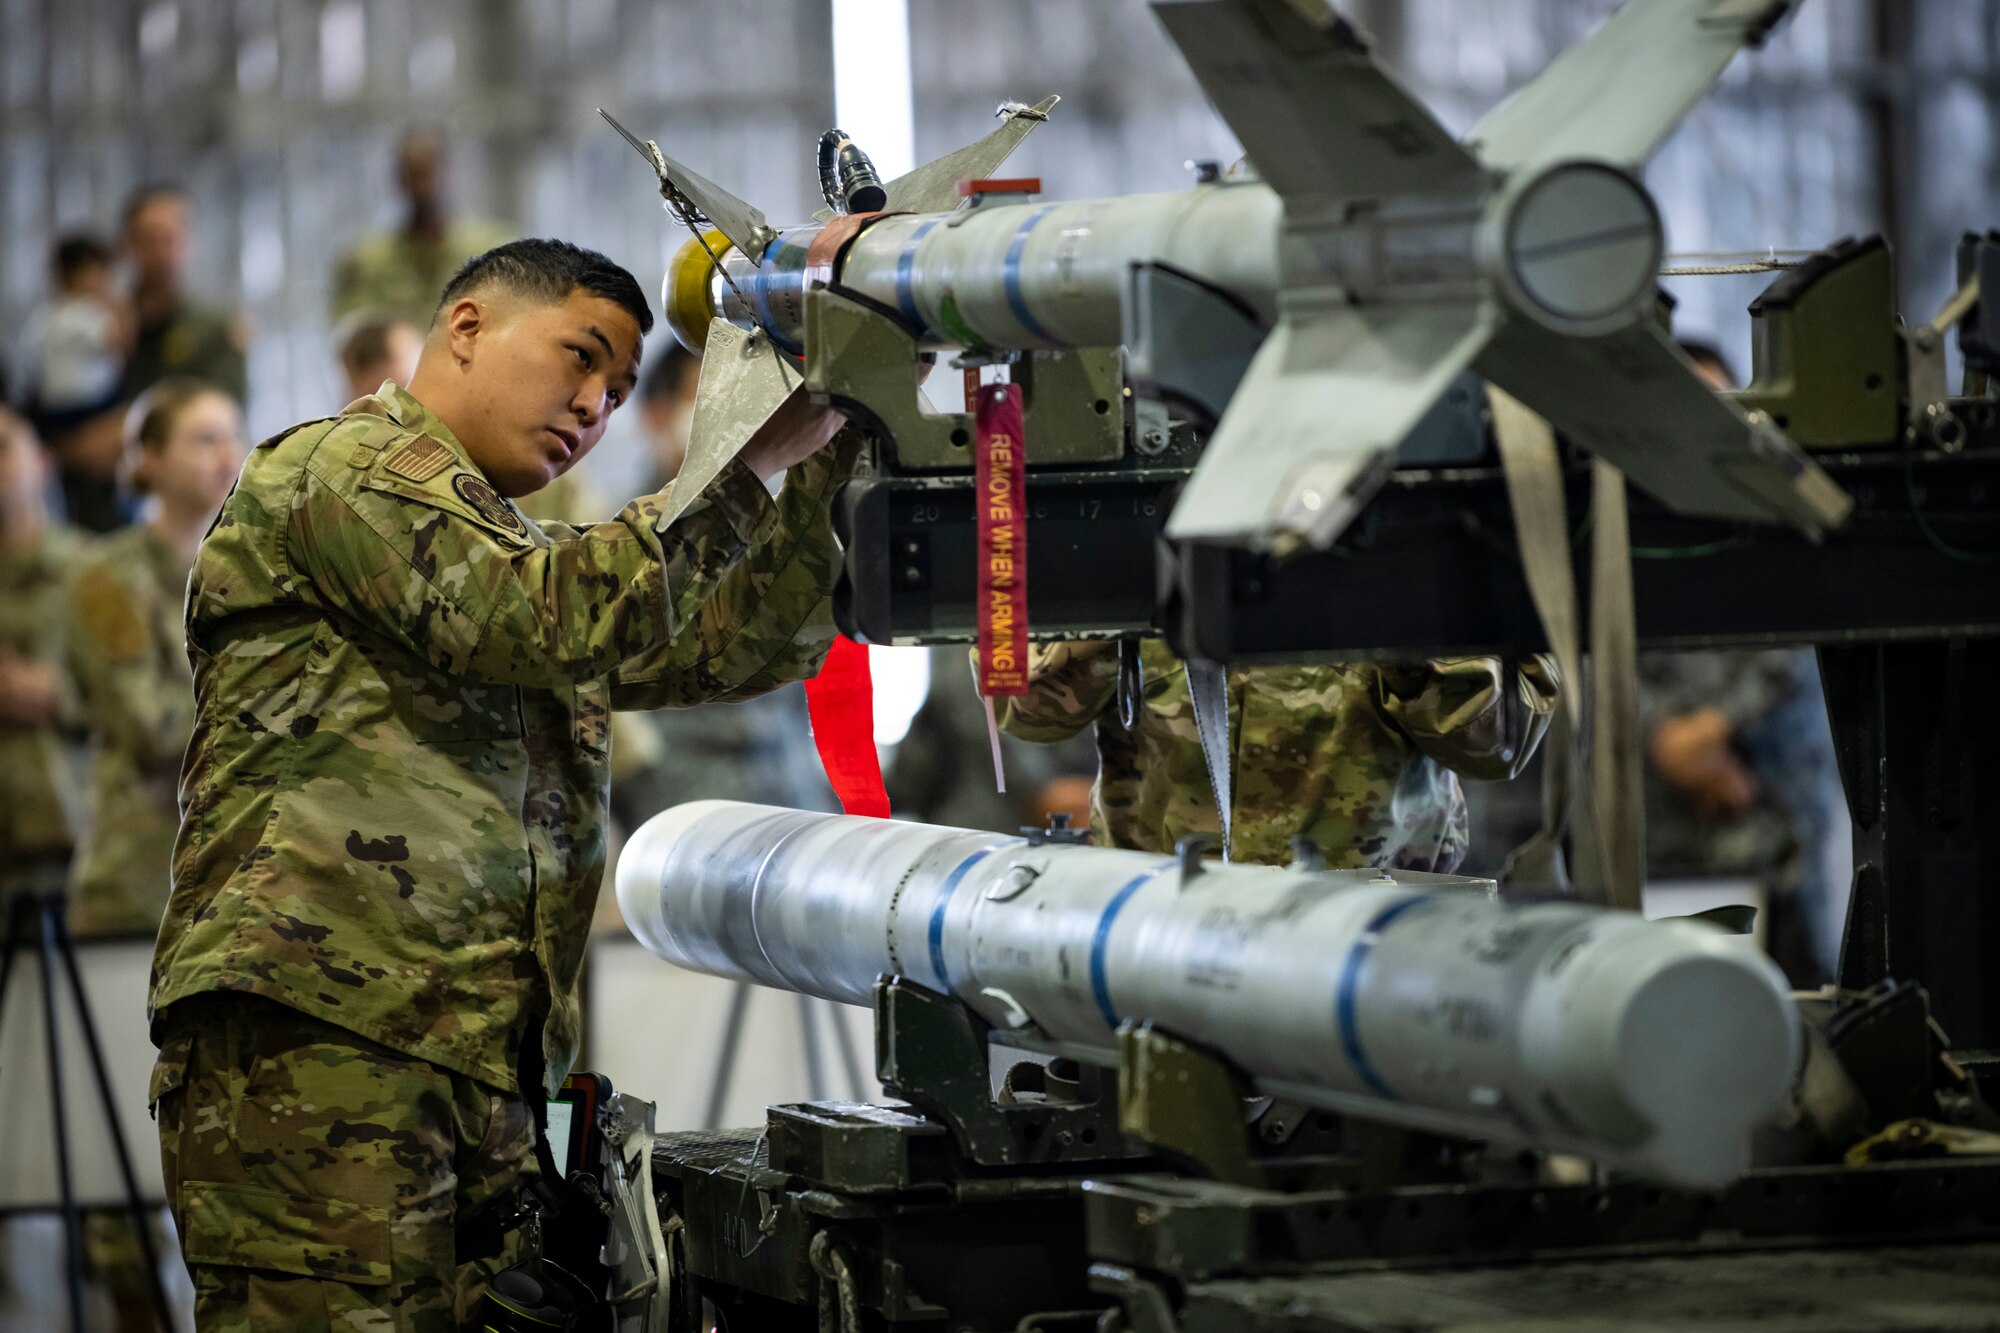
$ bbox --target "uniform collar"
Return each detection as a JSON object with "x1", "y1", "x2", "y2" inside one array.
[{"x1": 349, "y1": 382, "x2": 478, "y2": 471}]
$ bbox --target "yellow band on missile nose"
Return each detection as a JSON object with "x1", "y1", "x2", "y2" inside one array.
[{"x1": 664, "y1": 229, "x2": 732, "y2": 356}]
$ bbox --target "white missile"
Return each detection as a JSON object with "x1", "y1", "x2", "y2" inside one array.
[
  {"x1": 617, "y1": 802, "x2": 1800, "y2": 1190},
  {"x1": 614, "y1": 0, "x2": 1850, "y2": 552}
]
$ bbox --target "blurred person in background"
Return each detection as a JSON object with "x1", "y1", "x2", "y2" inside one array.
[
  {"x1": 1000, "y1": 641, "x2": 1558, "y2": 871},
  {"x1": 0, "y1": 406, "x2": 86, "y2": 901},
  {"x1": 639, "y1": 341, "x2": 699, "y2": 485},
  {"x1": 331, "y1": 126, "x2": 514, "y2": 327},
  {"x1": 1638, "y1": 341, "x2": 1851, "y2": 986},
  {"x1": 12, "y1": 233, "x2": 131, "y2": 440},
  {"x1": 41, "y1": 183, "x2": 254, "y2": 536},
  {"x1": 333, "y1": 309, "x2": 424, "y2": 405},
  {"x1": 69, "y1": 379, "x2": 244, "y2": 937},
  {"x1": 63, "y1": 378, "x2": 243, "y2": 1331},
  {"x1": 887, "y1": 648, "x2": 1098, "y2": 835},
  {"x1": 119, "y1": 184, "x2": 249, "y2": 409}
]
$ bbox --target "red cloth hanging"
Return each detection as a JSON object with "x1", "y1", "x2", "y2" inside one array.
[{"x1": 804, "y1": 633, "x2": 891, "y2": 818}]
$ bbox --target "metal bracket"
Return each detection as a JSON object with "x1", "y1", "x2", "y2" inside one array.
[
  {"x1": 1115, "y1": 1022, "x2": 1262, "y2": 1187},
  {"x1": 1736, "y1": 235, "x2": 1900, "y2": 448},
  {"x1": 873, "y1": 977, "x2": 1132, "y2": 1167},
  {"x1": 805, "y1": 285, "x2": 1123, "y2": 471},
  {"x1": 1122, "y1": 262, "x2": 1265, "y2": 428}
]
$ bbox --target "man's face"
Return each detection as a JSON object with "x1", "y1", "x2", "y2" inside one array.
[
  {"x1": 445, "y1": 289, "x2": 642, "y2": 497},
  {"x1": 126, "y1": 196, "x2": 192, "y2": 290}
]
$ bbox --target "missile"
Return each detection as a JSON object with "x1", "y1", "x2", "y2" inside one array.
[
  {"x1": 617, "y1": 802, "x2": 1800, "y2": 1190},
  {"x1": 612, "y1": 0, "x2": 1850, "y2": 553}
]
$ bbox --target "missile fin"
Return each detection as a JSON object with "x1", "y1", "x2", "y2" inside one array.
[
  {"x1": 653, "y1": 321, "x2": 804, "y2": 531},
  {"x1": 1166, "y1": 298, "x2": 1499, "y2": 549},
  {"x1": 880, "y1": 95, "x2": 1061, "y2": 216},
  {"x1": 601, "y1": 111, "x2": 778, "y2": 264},
  {"x1": 1475, "y1": 316, "x2": 1851, "y2": 538},
  {"x1": 1149, "y1": 0, "x2": 1481, "y2": 204},
  {"x1": 1468, "y1": 0, "x2": 1797, "y2": 173},
  {"x1": 649, "y1": 146, "x2": 777, "y2": 265}
]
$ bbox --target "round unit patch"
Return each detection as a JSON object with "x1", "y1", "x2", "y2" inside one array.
[{"x1": 453, "y1": 474, "x2": 525, "y2": 534}]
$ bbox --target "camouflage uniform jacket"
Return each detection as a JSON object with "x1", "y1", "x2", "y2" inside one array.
[
  {"x1": 331, "y1": 220, "x2": 516, "y2": 326},
  {"x1": 0, "y1": 522, "x2": 89, "y2": 879},
  {"x1": 998, "y1": 640, "x2": 1559, "y2": 871},
  {"x1": 119, "y1": 299, "x2": 248, "y2": 406},
  {"x1": 68, "y1": 524, "x2": 196, "y2": 935},
  {"x1": 149, "y1": 383, "x2": 853, "y2": 1094}
]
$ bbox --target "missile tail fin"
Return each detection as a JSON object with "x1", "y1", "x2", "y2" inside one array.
[
  {"x1": 1476, "y1": 317, "x2": 1850, "y2": 538},
  {"x1": 1149, "y1": 0, "x2": 1480, "y2": 204},
  {"x1": 1166, "y1": 299, "x2": 1498, "y2": 549},
  {"x1": 877, "y1": 95, "x2": 1061, "y2": 216},
  {"x1": 1468, "y1": 0, "x2": 1797, "y2": 172}
]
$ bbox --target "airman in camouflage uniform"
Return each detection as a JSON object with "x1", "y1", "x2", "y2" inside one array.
[
  {"x1": 997, "y1": 639, "x2": 1559, "y2": 871},
  {"x1": 330, "y1": 128, "x2": 515, "y2": 327},
  {"x1": 67, "y1": 525, "x2": 197, "y2": 935},
  {"x1": 0, "y1": 409, "x2": 86, "y2": 897},
  {"x1": 69, "y1": 378, "x2": 244, "y2": 940},
  {"x1": 149, "y1": 240, "x2": 853, "y2": 1327}
]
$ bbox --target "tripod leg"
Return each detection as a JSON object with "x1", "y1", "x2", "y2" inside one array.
[
  {"x1": 38, "y1": 899, "x2": 87, "y2": 1333},
  {"x1": 795, "y1": 994, "x2": 827, "y2": 1103},
  {"x1": 50, "y1": 898, "x2": 175, "y2": 1329},
  {"x1": 702, "y1": 983, "x2": 753, "y2": 1130},
  {"x1": 0, "y1": 892, "x2": 31, "y2": 1039}
]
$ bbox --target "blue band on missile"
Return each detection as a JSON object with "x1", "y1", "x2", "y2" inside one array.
[
  {"x1": 1089, "y1": 860, "x2": 1175, "y2": 1031},
  {"x1": 1336, "y1": 895, "x2": 1431, "y2": 1102},
  {"x1": 752, "y1": 234, "x2": 805, "y2": 357},
  {"x1": 896, "y1": 218, "x2": 940, "y2": 333},
  {"x1": 1002, "y1": 205, "x2": 1058, "y2": 344},
  {"x1": 927, "y1": 846, "x2": 996, "y2": 993}
]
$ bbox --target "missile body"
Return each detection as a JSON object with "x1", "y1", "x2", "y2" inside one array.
[
  {"x1": 618, "y1": 801, "x2": 1799, "y2": 1189},
  {"x1": 701, "y1": 182, "x2": 1287, "y2": 355}
]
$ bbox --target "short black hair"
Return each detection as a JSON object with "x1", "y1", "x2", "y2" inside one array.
[
  {"x1": 54, "y1": 233, "x2": 113, "y2": 277},
  {"x1": 641, "y1": 342, "x2": 699, "y2": 405},
  {"x1": 435, "y1": 238, "x2": 652, "y2": 337}
]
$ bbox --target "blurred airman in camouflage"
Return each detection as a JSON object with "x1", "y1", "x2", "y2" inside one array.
[
  {"x1": 331, "y1": 127, "x2": 515, "y2": 327},
  {"x1": 0, "y1": 407, "x2": 85, "y2": 896},
  {"x1": 148, "y1": 238, "x2": 854, "y2": 1328},
  {"x1": 69, "y1": 379, "x2": 244, "y2": 937},
  {"x1": 998, "y1": 639, "x2": 1559, "y2": 871}
]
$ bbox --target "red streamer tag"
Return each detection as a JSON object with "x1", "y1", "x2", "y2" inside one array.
[
  {"x1": 976, "y1": 383, "x2": 1028, "y2": 695},
  {"x1": 804, "y1": 634, "x2": 891, "y2": 818}
]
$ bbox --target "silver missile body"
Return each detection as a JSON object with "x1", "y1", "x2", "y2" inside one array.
[
  {"x1": 618, "y1": 801, "x2": 1799, "y2": 1189},
  {"x1": 712, "y1": 182, "x2": 1287, "y2": 355}
]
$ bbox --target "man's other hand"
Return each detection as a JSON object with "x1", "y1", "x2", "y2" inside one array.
[
  {"x1": 737, "y1": 388, "x2": 847, "y2": 482},
  {"x1": 1649, "y1": 707, "x2": 1758, "y2": 819}
]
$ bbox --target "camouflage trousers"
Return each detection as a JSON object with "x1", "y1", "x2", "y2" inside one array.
[{"x1": 151, "y1": 992, "x2": 537, "y2": 1331}]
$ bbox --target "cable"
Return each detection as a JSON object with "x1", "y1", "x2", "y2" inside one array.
[{"x1": 1904, "y1": 461, "x2": 2000, "y2": 563}]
